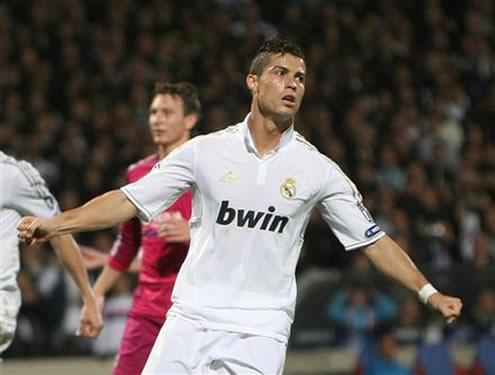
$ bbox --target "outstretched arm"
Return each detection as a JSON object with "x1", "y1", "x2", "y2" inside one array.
[
  {"x1": 50, "y1": 235, "x2": 103, "y2": 338},
  {"x1": 17, "y1": 190, "x2": 138, "y2": 243},
  {"x1": 364, "y1": 235, "x2": 462, "y2": 324}
]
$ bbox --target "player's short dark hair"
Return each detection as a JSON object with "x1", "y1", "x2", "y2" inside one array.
[
  {"x1": 153, "y1": 81, "x2": 201, "y2": 116},
  {"x1": 249, "y1": 38, "x2": 305, "y2": 76}
]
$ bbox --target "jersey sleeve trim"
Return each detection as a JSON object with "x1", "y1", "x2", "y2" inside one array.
[
  {"x1": 320, "y1": 154, "x2": 362, "y2": 202},
  {"x1": 108, "y1": 256, "x2": 130, "y2": 272},
  {"x1": 344, "y1": 231, "x2": 386, "y2": 250},
  {"x1": 121, "y1": 186, "x2": 151, "y2": 223}
]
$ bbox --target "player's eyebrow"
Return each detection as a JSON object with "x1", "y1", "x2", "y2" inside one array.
[
  {"x1": 272, "y1": 64, "x2": 306, "y2": 73},
  {"x1": 272, "y1": 65, "x2": 289, "y2": 71}
]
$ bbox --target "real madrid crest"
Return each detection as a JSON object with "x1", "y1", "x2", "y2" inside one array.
[{"x1": 280, "y1": 177, "x2": 297, "y2": 199}]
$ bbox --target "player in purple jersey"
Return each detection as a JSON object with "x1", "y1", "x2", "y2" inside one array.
[{"x1": 84, "y1": 82, "x2": 200, "y2": 375}]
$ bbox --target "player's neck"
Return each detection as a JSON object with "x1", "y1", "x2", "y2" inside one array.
[
  {"x1": 157, "y1": 135, "x2": 190, "y2": 160},
  {"x1": 248, "y1": 111, "x2": 292, "y2": 157}
]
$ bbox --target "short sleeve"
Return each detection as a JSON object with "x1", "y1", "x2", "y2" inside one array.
[
  {"x1": 9, "y1": 162, "x2": 60, "y2": 218},
  {"x1": 318, "y1": 167, "x2": 385, "y2": 250},
  {"x1": 121, "y1": 138, "x2": 196, "y2": 222}
]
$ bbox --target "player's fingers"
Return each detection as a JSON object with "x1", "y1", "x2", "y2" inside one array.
[
  {"x1": 27, "y1": 219, "x2": 43, "y2": 236},
  {"x1": 442, "y1": 305, "x2": 461, "y2": 324},
  {"x1": 87, "y1": 321, "x2": 103, "y2": 338},
  {"x1": 17, "y1": 230, "x2": 34, "y2": 245},
  {"x1": 17, "y1": 216, "x2": 34, "y2": 228},
  {"x1": 167, "y1": 234, "x2": 187, "y2": 242},
  {"x1": 83, "y1": 326, "x2": 95, "y2": 338},
  {"x1": 449, "y1": 300, "x2": 462, "y2": 315},
  {"x1": 79, "y1": 322, "x2": 95, "y2": 338}
]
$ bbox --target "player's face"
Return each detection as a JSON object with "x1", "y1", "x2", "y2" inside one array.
[
  {"x1": 251, "y1": 53, "x2": 306, "y2": 121},
  {"x1": 148, "y1": 94, "x2": 193, "y2": 148}
]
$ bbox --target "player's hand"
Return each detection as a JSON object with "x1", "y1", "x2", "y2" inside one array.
[
  {"x1": 80, "y1": 246, "x2": 109, "y2": 270},
  {"x1": 17, "y1": 216, "x2": 54, "y2": 245},
  {"x1": 77, "y1": 294, "x2": 104, "y2": 339},
  {"x1": 158, "y1": 212, "x2": 190, "y2": 243},
  {"x1": 427, "y1": 293, "x2": 462, "y2": 324}
]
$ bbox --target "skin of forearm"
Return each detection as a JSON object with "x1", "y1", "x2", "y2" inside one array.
[
  {"x1": 128, "y1": 257, "x2": 142, "y2": 273},
  {"x1": 50, "y1": 234, "x2": 94, "y2": 301},
  {"x1": 364, "y1": 235, "x2": 429, "y2": 293},
  {"x1": 51, "y1": 190, "x2": 138, "y2": 235},
  {"x1": 93, "y1": 265, "x2": 124, "y2": 296}
]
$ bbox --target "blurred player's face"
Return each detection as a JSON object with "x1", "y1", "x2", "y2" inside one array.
[
  {"x1": 149, "y1": 94, "x2": 196, "y2": 151},
  {"x1": 248, "y1": 53, "x2": 306, "y2": 123}
]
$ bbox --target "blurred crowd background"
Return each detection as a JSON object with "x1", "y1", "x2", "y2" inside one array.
[{"x1": 1, "y1": 0, "x2": 495, "y2": 373}]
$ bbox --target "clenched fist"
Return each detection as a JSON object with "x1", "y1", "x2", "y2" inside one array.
[
  {"x1": 427, "y1": 293, "x2": 463, "y2": 324},
  {"x1": 17, "y1": 216, "x2": 54, "y2": 245}
]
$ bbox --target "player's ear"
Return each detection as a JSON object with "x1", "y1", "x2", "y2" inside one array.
[
  {"x1": 184, "y1": 113, "x2": 199, "y2": 131},
  {"x1": 246, "y1": 73, "x2": 259, "y2": 94}
]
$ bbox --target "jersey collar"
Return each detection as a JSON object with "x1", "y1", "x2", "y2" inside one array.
[{"x1": 240, "y1": 113, "x2": 295, "y2": 157}]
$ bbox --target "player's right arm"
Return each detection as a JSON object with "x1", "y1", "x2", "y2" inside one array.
[
  {"x1": 17, "y1": 190, "x2": 138, "y2": 244},
  {"x1": 19, "y1": 136, "x2": 196, "y2": 244}
]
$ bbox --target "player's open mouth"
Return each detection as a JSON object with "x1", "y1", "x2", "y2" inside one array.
[{"x1": 282, "y1": 95, "x2": 296, "y2": 106}]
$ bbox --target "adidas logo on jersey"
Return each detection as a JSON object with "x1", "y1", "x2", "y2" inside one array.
[
  {"x1": 216, "y1": 200, "x2": 289, "y2": 233},
  {"x1": 220, "y1": 171, "x2": 236, "y2": 183}
]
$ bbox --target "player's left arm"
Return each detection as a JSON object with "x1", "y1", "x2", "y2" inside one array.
[
  {"x1": 50, "y1": 235, "x2": 103, "y2": 338},
  {"x1": 11, "y1": 162, "x2": 104, "y2": 337},
  {"x1": 363, "y1": 235, "x2": 462, "y2": 324}
]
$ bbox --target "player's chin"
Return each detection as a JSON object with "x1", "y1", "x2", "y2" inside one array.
[
  {"x1": 153, "y1": 135, "x2": 170, "y2": 145},
  {"x1": 281, "y1": 103, "x2": 301, "y2": 116}
]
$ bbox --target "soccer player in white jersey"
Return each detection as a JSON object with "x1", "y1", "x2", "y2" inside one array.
[
  {"x1": 17, "y1": 38, "x2": 462, "y2": 374},
  {"x1": 0, "y1": 151, "x2": 103, "y2": 353}
]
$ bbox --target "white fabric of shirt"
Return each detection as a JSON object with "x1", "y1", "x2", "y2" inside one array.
[
  {"x1": 0, "y1": 151, "x2": 59, "y2": 351},
  {"x1": 122, "y1": 114, "x2": 385, "y2": 343}
]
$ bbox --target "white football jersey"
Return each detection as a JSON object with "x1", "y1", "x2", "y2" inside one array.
[
  {"x1": 0, "y1": 152, "x2": 60, "y2": 351},
  {"x1": 122, "y1": 114, "x2": 385, "y2": 343},
  {"x1": 0, "y1": 151, "x2": 59, "y2": 285}
]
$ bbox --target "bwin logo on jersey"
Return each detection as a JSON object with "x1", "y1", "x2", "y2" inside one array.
[{"x1": 216, "y1": 200, "x2": 289, "y2": 233}]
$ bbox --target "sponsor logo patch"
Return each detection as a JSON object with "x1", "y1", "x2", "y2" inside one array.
[
  {"x1": 216, "y1": 200, "x2": 289, "y2": 233},
  {"x1": 365, "y1": 224, "x2": 381, "y2": 238}
]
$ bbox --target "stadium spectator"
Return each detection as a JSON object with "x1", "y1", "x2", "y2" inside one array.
[
  {"x1": 327, "y1": 282, "x2": 398, "y2": 349},
  {"x1": 354, "y1": 327, "x2": 413, "y2": 375},
  {"x1": 392, "y1": 297, "x2": 425, "y2": 346}
]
